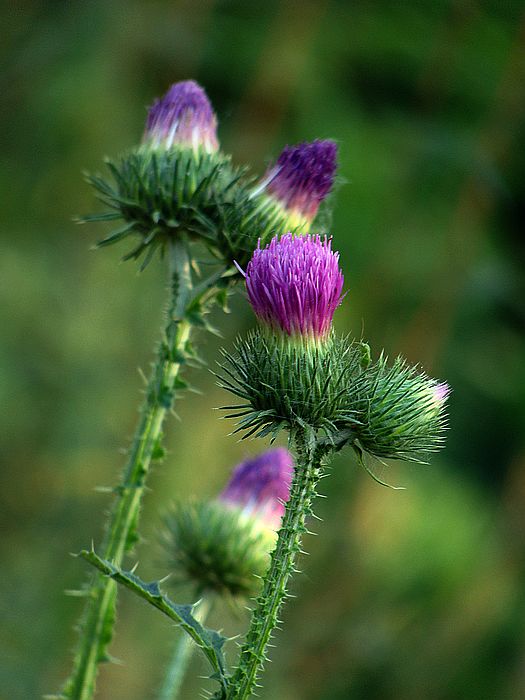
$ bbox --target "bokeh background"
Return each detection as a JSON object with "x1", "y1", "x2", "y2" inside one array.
[{"x1": 2, "y1": 1, "x2": 525, "y2": 698}]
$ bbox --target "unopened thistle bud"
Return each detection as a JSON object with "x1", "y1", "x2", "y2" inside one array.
[
  {"x1": 214, "y1": 140, "x2": 338, "y2": 268},
  {"x1": 218, "y1": 448, "x2": 293, "y2": 530},
  {"x1": 356, "y1": 356, "x2": 450, "y2": 463},
  {"x1": 261, "y1": 140, "x2": 337, "y2": 228},
  {"x1": 162, "y1": 449, "x2": 293, "y2": 598},
  {"x1": 82, "y1": 80, "x2": 241, "y2": 267},
  {"x1": 143, "y1": 80, "x2": 218, "y2": 153},
  {"x1": 245, "y1": 233, "x2": 344, "y2": 340}
]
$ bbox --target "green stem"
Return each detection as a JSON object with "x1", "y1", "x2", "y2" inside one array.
[
  {"x1": 157, "y1": 597, "x2": 213, "y2": 700},
  {"x1": 61, "y1": 238, "x2": 195, "y2": 700},
  {"x1": 225, "y1": 430, "x2": 325, "y2": 700}
]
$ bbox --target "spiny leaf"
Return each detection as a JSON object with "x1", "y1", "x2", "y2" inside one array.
[{"x1": 79, "y1": 549, "x2": 229, "y2": 693}]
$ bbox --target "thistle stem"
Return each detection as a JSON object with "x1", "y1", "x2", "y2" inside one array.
[
  {"x1": 225, "y1": 429, "x2": 324, "y2": 700},
  {"x1": 61, "y1": 237, "x2": 195, "y2": 700},
  {"x1": 157, "y1": 597, "x2": 213, "y2": 700}
]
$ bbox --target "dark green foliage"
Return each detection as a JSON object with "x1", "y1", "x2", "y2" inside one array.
[
  {"x1": 355, "y1": 355, "x2": 449, "y2": 463},
  {"x1": 162, "y1": 500, "x2": 276, "y2": 599},
  {"x1": 218, "y1": 331, "x2": 366, "y2": 440}
]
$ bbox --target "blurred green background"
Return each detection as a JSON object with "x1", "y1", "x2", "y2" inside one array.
[{"x1": 2, "y1": 1, "x2": 525, "y2": 698}]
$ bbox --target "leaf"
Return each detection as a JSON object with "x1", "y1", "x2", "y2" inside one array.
[{"x1": 79, "y1": 549, "x2": 229, "y2": 693}]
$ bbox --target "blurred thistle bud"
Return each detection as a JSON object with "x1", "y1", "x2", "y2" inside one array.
[
  {"x1": 214, "y1": 140, "x2": 338, "y2": 269},
  {"x1": 260, "y1": 140, "x2": 337, "y2": 229},
  {"x1": 245, "y1": 233, "x2": 344, "y2": 341},
  {"x1": 80, "y1": 79, "x2": 243, "y2": 269},
  {"x1": 218, "y1": 447, "x2": 293, "y2": 530},
  {"x1": 161, "y1": 449, "x2": 293, "y2": 598},
  {"x1": 143, "y1": 80, "x2": 219, "y2": 153},
  {"x1": 355, "y1": 356, "x2": 450, "y2": 463}
]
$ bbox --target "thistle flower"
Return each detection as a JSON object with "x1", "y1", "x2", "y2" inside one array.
[
  {"x1": 143, "y1": 80, "x2": 218, "y2": 153},
  {"x1": 261, "y1": 140, "x2": 337, "y2": 228},
  {"x1": 162, "y1": 449, "x2": 294, "y2": 597},
  {"x1": 245, "y1": 233, "x2": 344, "y2": 339},
  {"x1": 218, "y1": 448, "x2": 293, "y2": 530}
]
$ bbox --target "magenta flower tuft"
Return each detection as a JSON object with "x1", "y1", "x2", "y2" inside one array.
[
  {"x1": 433, "y1": 382, "x2": 451, "y2": 404},
  {"x1": 218, "y1": 448, "x2": 294, "y2": 530},
  {"x1": 263, "y1": 140, "x2": 337, "y2": 224},
  {"x1": 144, "y1": 80, "x2": 218, "y2": 152},
  {"x1": 245, "y1": 233, "x2": 344, "y2": 339}
]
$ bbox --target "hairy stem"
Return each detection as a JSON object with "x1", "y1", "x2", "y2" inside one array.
[
  {"x1": 157, "y1": 597, "x2": 213, "y2": 700},
  {"x1": 61, "y1": 238, "x2": 194, "y2": 700},
  {"x1": 225, "y1": 429, "x2": 324, "y2": 700}
]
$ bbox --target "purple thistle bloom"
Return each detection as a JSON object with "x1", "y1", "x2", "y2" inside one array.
[
  {"x1": 262, "y1": 140, "x2": 337, "y2": 224},
  {"x1": 144, "y1": 80, "x2": 218, "y2": 152},
  {"x1": 218, "y1": 448, "x2": 294, "y2": 530},
  {"x1": 245, "y1": 233, "x2": 344, "y2": 339}
]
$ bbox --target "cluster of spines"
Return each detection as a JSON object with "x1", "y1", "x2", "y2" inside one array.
[
  {"x1": 161, "y1": 499, "x2": 275, "y2": 599},
  {"x1": 356, "y1": 354, "x2": 450, "y2": 462},
  {"x1": 83, "y1": 149, "x2": 242, "y2": 267},
  {"x1": 219, "y1": 336, "x2": 449, "y2": 465},
  {"x1": 218, "y1": 331, "x2": 365, "y2": 440}
]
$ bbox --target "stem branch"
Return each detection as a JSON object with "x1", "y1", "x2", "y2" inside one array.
[{"x1": 157, "y1": 597, "x2": 213, "y2": 700}]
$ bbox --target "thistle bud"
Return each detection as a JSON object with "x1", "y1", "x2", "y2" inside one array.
[
  {"x1": 213, "y1": 140, "x2": 338, "y2": 269},
  {"x1": 143, "y1": 80, "x2": 219, "y2": 153},
  {"x1": 218, "y1": 448, "x2": 293, "y2": 530},
  {"x1": 356, "y1": 357, "x2": 450, "y2": 463},
  {"x1": 82, "y1": 79, "x2": 244, "y2": 267},
  {"x1": 162, "y1": 449, "x2": 293, "y2": 598},
  {"x1": 245, "y1": 233, "x2": 344, "y2": 340},
  {"x1": 261, "y1": 140, "x2": 337, "y2": 229}
]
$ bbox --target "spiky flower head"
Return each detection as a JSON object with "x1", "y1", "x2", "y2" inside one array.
[
  {"x1": 245, "y1": 233, "x2": 344, "y2": 340},
  {"x1": 162, "y1": 449, "x2": 294, "y2": 598},
  {"x1": 144, "y1": 80, "x2": 218, "y2": 153},
  {"x1": 218, "y1": 331, "x2": 365, "y2": 439},
  {"x1": 218, "y1": 448, "x2": 293, "y2": 530},
  {"x1": 355, "y1": 357, "x2": 450, "y2": 463},
  {"x1": 262, "y1": 140, "x2": 337, "y2": 227}
]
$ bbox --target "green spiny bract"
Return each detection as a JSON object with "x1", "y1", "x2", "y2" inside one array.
[
  {"x1": 354, "y1": 354, "x2": 449, "y2": 463},
  {"x1": 161, "y1": 499, "x2": 277, "y2": 599},
  {"x1": 81, "y1": 146, "x2": 244, "y2": 267},
  {"x1": 218, "y1": 330, "x2": 366, "y2": 440},
  {"x1": 213, "y1": 184, "x2": 298, "y2": 270}
]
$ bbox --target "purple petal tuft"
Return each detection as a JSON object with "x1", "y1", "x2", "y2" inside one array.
[
  {"x1": 245, "y1": 233, "x2": 344, "y2": 338},
  {"x1": 433, "y1": 382, "x2": 451, "y2": 403},
  {"x1": 144, "y1": 80, "x2": 218, "y2": 152},
  {"x1": 218, "y1": 448, "x2": 294, "y2": 530},
  {"x1": 264, "y1": 140, "x2": 337, "y2": 221}
]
